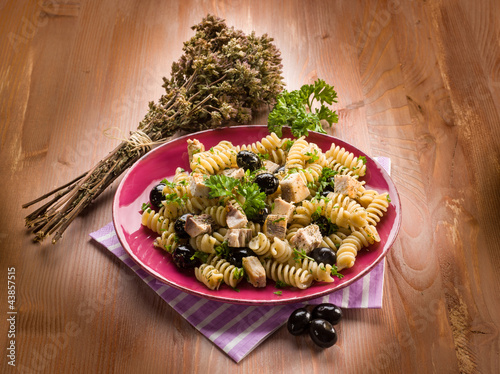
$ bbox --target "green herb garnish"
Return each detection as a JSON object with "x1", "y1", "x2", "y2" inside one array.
[
  {"x1": 268, "y1": 79, "x2": 338, "y2": 138},
  {"x1": 237, "y1": 182, "x2": 266, "y2": 220},
  {"x1": 204, "y1": 175, "x2": 239, "y2": 199},
  {"x1": 163, "y1": 192, "x2": 188, "y2": 207},
  {"x1": 215, "y1": 241, "x2": 230, "y2": 258},
  {"x1": 190, "y1": 251, "x2": 209, "y2": 263},
  {"x1": 257, "y1": 153, "x2": 270, "y2": 160},
  {"x1": 141, "y1": 202, "x2": 151, "y2": 211},
  {"x1": 160, "y1": 179, "x2": 177, "y2": 188},
  {"x1": 204, "y1": 174, "x2": 266, "y2": 219},
  {"x1": 275, "y1": 280, "x2": 289, "y2": 288},
  {"x1": 272, "y1": 217, "x2": 286, "y2": 224},
  {"x1": 273, "y1": 291, "x2": 283, "y2": 296},
  {"x1": 292, "y1": 248, "x2": 314, "y2": 263},
  {"x1": 315, "y1": 167, "x2": 338, "y2": 196},
  {"x1": 283, "y1": 139, "x2": 294, "y2": 152},
  {"x1": 331, "y1": 265, "x2": 344, "y2": 279},
  {"x1": 305, "y1": 149, "x2": 319, "y2": 164},
  {"x1": 233, "y1": 268, "x2": 245, "y2": 280}
]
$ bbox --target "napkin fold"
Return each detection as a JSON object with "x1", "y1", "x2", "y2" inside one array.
[{"x1": 90, "y1": 157, "x2": 390, "y2": 362}]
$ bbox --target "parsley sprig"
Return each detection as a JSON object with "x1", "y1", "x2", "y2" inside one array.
[
  {"x1": 215, "y1": 241, "x2": 230, "y2": 258},
  {"x1": 331, "y1": 265, "x2": 344, "y2": 279},
  {"x1": 315, "y1": 167, "x2": 338, "y2": 196},
  {"x1": 203, "y1": 174, "x2": 266, "y2": 219},
  {"x1": 268, "y1": 79, "x2": 338, "y2": 138},
  {"x1": 292, "y1": 248, "x2": 314, "y2": 263}
]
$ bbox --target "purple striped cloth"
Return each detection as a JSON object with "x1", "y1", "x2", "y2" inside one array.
[{"x1": 90, "y1": 157, "x2": 390, "y2": 362}]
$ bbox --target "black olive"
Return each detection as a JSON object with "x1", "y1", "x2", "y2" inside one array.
[
  {"x1": 149, "y1": 183, "x2": 165, "y2": 210},
  {"x1": 254, "y1": 173, "x2": 279, "y2": 195},
  {"x1": 274, "y1": 165, "x2": 285, "y2": 174},
  {"x1": 313, "y1": 216, "x2": 331, "y2": 236},
  {"x1": 253, "y1": 206, "x2": 269, "y2": 224},
  {"x1": 287, "y1": 308, "x2": 311, "y2": 335},
  {"x1": 310, "y1": 247, "x2": 336, "y2": 266},
  {"x1": 228, "y1": 247, "x2": 257, "y2": 268},
  {"x1": 311, "y1": 303, "x2": 343, "y2": 325},
  {"x1": 236, "y1": 150, "x2": 262, "y2": 172},
  {"x1": 172, "y1": 245, "x2": 200, "y2": 269},
  {"x1": 309, "y1": 319, "x2": 338, "y2": 348},
  {"x1": 174, "y1": 213, "x2": 193, "y2": 239}
]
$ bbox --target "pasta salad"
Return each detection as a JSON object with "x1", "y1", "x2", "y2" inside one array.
[{"x1": 140, "y1": 133, "x2": 390, "y2": 291}]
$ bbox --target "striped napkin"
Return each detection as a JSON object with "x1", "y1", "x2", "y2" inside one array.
[{"x1": 90, "y1": 157, "x2": 390, "y2": 362}]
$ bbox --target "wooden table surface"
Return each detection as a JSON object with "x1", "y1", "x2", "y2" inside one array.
[{"x1": 1, "y1": 0, "x2": 499, "y2": 373}]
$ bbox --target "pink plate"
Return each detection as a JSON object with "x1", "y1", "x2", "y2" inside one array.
[{"x1": 113, "y1": 125, "x2": 401, "y2": 305}]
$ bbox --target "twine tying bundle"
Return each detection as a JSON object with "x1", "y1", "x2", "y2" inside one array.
[{"x1": 104, "y1": 127, "x2": 166, "y2": 155}]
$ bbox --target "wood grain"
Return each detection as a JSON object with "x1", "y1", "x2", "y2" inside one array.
[{"x1": 1, "y1": 0, "x2": 499, "y2": 372}]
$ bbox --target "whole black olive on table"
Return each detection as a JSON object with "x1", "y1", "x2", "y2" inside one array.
[
  {"x1": 287, "y1": 308, "x2": 312, "y2": 335},
  {"x1": 311, "y1": 303, "x2": 343, "y2": 325},
  {"x1": 309, "y1": 319, "x2": 338, "y2": 348}
]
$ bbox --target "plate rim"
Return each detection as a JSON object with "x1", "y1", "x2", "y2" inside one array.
[{"x1": 112, "y1": 125, "x2": 402, "y2": 305}]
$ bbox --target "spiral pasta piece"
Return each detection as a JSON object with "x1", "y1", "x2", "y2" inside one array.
[
  {"x1": 357, "y1": 188, "x2": 378, "y2": 208},
  {"x1": 270, "y1": 237, "x2": 293, "y2": 263},
  {"x1": 158, "y1": 201, "x2": 185, "y2": 221},
  {"x1": 320, "y1": 231, "x2": 349, "y2": 252},
  {"x1": 184, "y1": 196, "x2": 218, "y2": 214},
  {"x1": 296, "y1": 258, "x2": 334, "y2": 283},
  {"x1": 191, "y1": 141, "x2": 237, "y2": 174},
  {"x1": 154, "y1": 222, "x2": 179, "y2": 253},
  {"x1": 290, "y1": 200, "x2": 316, "y2": 226},
  {"x1": 263, "y1": 258, "x2": 314, "y2": 289},
  {"x1": 366, "y1": 193, "x2": 390, "y2": 226},
  {"x1": 206, "y1": 254, "x2": 244, "y2": 288},
  {"x1": 189, "y1": 233, "x2": 220, "y2": 254},
  {"x1": 325, "y1": 143, "x2": 366, "y2": 177},
  {"x1": 195, "y1": 264, "x2": 223, "y2": 290},
  {"x1": 299, "y1": 163, "x2": 323, "y2": 191},
  {"x1": 173, "y1": 167, "x2": 189, "y2": 183},
  {"x1": 141, "y1": 208, "x2": 171, "y2": 234},
  {"x1": 317, "y1": 193, "x2": 367, "y2": 229},
  {"x1": 162, "y1": 171, "x2": 190, "y2": 197},
  {"x1": 249, "y1": 233, "x2": 272, "y2": 258},
  {"x1": 246, "y1": 221, "x2": 263, "y2": 236},
  {"x1": 238, "y1": 133, "x2": 286, "y2": 164},
  {"x1": 336, "y1": 225, "x2": 380, "y2": 270},
  {"x1": 285, "y1": 137, "x2": 310, "y2": 170}
]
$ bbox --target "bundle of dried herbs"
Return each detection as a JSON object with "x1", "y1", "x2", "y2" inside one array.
[{"x1": 23, "y1": 14, "x2": 284, "y2": 243}]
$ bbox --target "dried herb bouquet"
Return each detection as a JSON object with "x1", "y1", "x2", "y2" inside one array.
[{"x1": 23, "y1": 14, "x2": 284, "y2": 243}]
